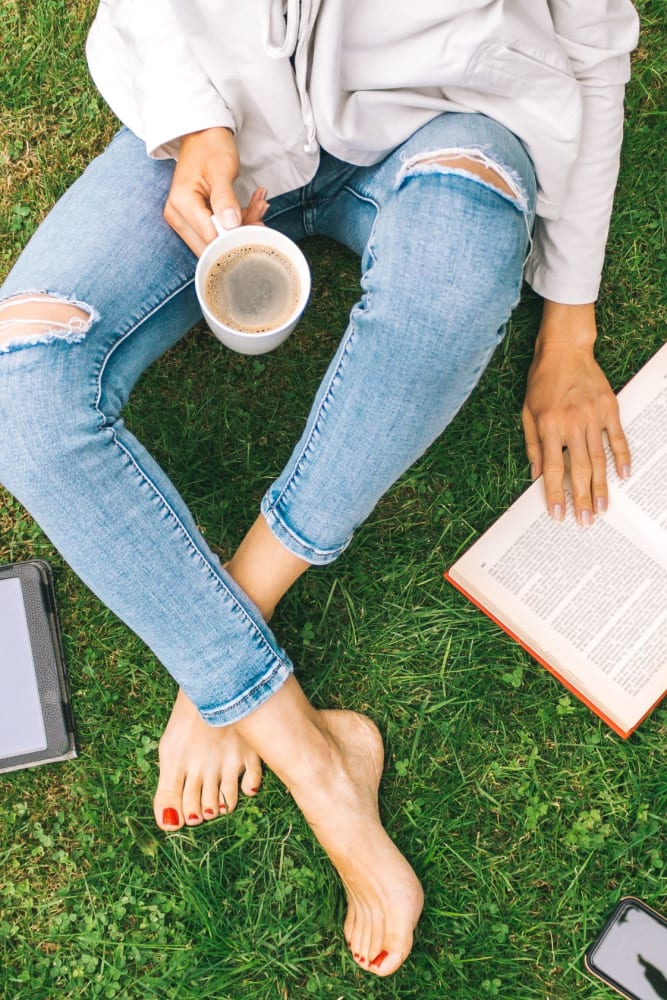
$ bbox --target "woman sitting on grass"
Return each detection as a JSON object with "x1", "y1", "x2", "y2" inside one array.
[{"x1": 0, "y1": 0, "x2": 639, "y2": 976}]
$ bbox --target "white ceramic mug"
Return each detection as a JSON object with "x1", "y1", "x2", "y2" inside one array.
[{"x1": 195, "y1": 222, "x2": 311, "y2": 355}]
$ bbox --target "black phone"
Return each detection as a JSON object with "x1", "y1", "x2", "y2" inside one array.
[{"x1": 585, "y1": 897, "x2": 667, "y2": 999}]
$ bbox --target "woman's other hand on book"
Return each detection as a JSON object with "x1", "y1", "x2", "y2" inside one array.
[{"x1": 522, "y1": 301, "x2": 632, "y2": 527}]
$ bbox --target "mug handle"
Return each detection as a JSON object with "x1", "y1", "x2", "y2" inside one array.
[{"x1": 210, "y1": 214, "x2": 226, "y2": 238}]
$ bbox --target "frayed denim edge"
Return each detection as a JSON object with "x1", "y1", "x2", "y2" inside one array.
[{"x1": 0, "y1": 290, "x2": 99, "y2": 354}]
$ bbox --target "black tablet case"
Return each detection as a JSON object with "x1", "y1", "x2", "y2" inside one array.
[{"x1": 0, "y1": 560, "x2": 77, "y2": 772}]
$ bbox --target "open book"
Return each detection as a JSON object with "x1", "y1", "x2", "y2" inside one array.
[{"x1": 446, "y1": 343, "x2": 667, "y2": 738}]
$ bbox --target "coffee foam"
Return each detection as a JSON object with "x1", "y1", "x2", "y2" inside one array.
[{"x1": 204, "y1": 245, "x2": 300, "y2": 333}]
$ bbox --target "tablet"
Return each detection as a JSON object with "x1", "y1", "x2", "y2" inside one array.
[{"x1": 0, "y1": 560, "x2": 77, "y2": 772}]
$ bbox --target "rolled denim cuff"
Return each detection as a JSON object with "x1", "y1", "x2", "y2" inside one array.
[{"x1": 261, "y1": 493, "x2": 353, "y2": 566}]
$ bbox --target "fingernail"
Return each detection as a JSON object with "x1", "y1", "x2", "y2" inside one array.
[
  {"x1": 258, "y1": 203, "x2": 270, "y2": 220},
  {"x1": 595, "y1": 497, "x2": 607, "y2": 514},
  {"x1": 580, "y1": 510, "x2": 592, "y2": 527},
  {"x1": 551, "y1": 503, "x2": 564, "y2": 521},
  {"x1": 204, "y1": 808, "x2": 215, "y2": 817},
  {"x1": 530, "y1": 462, "x2": 537, "y2": 480},
  {"x1": 621, "y1": 463, "x2": 631, "y2": 479},
  {"x1": 370, "y1": 950, "x2": 388, "y2": 968},
  {"x1": 220, "y1": 207, "x2": 241, "y2": 230},
  {"x1": 188, "y1": 813, "x2": 199, "y2": 822},
  {"x1": 162, "y1": 807, "x2": 179, "y2": 826}
]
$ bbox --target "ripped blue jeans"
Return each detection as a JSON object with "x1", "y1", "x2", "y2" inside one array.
[{"x1": 0, "y1": 113, "x2": 536, "y2": 724}]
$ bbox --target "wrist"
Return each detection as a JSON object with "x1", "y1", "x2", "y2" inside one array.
[{"x1": 536, "y1": 301, "x2": 597, "y2": 353}]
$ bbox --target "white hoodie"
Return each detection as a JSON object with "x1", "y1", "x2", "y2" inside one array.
[{"x1": 86, "y1": 0, "x2": 640, "y2": 303}]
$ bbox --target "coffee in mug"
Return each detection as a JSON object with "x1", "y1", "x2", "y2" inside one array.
[
  {"x1": 204, "y1": 245, "x2": 300, "y2": 334},
  {"x1": 195, "y1": 224, "x2": 311, "y2": 355}
]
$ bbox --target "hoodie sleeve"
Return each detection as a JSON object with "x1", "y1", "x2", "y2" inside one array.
[
  {"x1": 86, "y1": 0, "x2": 236, "y2": 158},
  {"x1": 525, "y1": 0, "x2": 640, "y2": 303}
]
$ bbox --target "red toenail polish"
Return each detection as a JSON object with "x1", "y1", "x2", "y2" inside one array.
[
  {"x1": 188, "y1": 813, "x2": 199, "y2": 821},
  {"x1": 162, "y1": 807, "x2": 179, "y2": 826},
  {"x1": 370, "y1": 950, "x2": 388, "y2": 968},
  {"x1": 353, "y1": 953, "x2": 359, "y2": 960},
  {"x1": 204, "y1": 808, "x2": 214, "y2": 816},
  {"x1": 251, "y1": 787, "x2": 260, "y2": 793},
  {"x1": 219, "y1": 803, "x2": 227, "y2": 811}
]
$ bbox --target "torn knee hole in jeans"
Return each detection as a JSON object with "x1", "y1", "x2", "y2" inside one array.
[
  {"x1": 396, "y1": 147, "x2": 528, "y2": 210},
  {"x1": 0, "y1": 293, "x2": 97, "y2": 353}
]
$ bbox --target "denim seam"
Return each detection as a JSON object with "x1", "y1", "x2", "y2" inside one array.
[
  {"x1": 100, "y1": 436, "x2": 287, "y2": 674},
  {"x1": 264, "y1": 179, "x2": 346, "y2": 230},
  {"x1": 91, "y1": 276, "x2": 195, "y2": 418},
  {"x1": 262, "y1": 322, "x2": 362, "y2": 559},
  {"x1": 263, "y1": 189, "x2": 382, "y2": 562},
  {"x1": 341, "y1": 186, "x2": 381, "y2": 267},
  {"x1": 90, "y1": 276, "x2": 290, "y2": 675},
  {"x1": 263, "y1": 202, "x2": 302, "y2": 226}
]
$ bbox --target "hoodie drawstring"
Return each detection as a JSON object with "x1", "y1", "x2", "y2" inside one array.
[{"x1": 263, "y1": 0, "x2": 300, "y2": 59}]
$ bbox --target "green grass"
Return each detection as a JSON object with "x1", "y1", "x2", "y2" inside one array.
[{"x1": 1, "y1": 3, "x2": 665, "y2": 998}]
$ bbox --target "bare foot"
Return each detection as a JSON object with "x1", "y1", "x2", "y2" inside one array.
[
  {"x1": 288, "y1": 709, "x2": 424, "y2": 976},
  {"x1": 153, "y1": 688, "x2": 262, "y2": 830},
  {"x1": 153, "y1": 518, "x2": 303, "y2": 833}
]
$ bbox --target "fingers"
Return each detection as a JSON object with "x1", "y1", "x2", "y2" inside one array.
[
  {"x1": 567, "y1": 425, "x2": 602, "y2": 525},
  {"x1": 606, "y1": 409, "x2": 632, "y2": 482},
  {"x1": 164, "y1": 189, "x2": 219, "y2": 257},
  {"x1": 525, "y1": 406, "x2": 630, "y2": 526},
  {"x1": 210, "y1": 183, "x2": 242, "y2": 234},
  {"x1": 522, "y1": 406, "x2": 544, "y2": 483},
  {"x1": 523, "y1": 401, "x2": 567, "y2": 520},
  {"x1": 240, "y1": 187, "x2": 270, "y2": 226},
  {"x1": 540, "y1": 430, "x2": 567, "y2": 522}
]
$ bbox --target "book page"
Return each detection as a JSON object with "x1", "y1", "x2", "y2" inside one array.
[
  {"x1": 0, "y1": 577, "x2": 48, "y2": 757},
  {"x1": 612, "y1": 381, "x2": 667, "y2": 537},
  {"x1": 596, "y1": 343, "x2": 667, "y2": 544},
  {"x1": 484, "y1": 510, "x2": 667, "y2": 709}
]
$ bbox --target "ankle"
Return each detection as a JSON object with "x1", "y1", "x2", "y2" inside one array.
[
  {"x1": 225, "y1": 515, "x2": 309, "y2": 620},
  {"x1": 225, "y1": 554, "x2": 277, "y2": 620},
  {"x1": 235, "y1": 678, "x2": 341, "y2": 790}
]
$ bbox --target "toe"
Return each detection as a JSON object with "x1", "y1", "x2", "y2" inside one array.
[
  {"x1": 239, "y1": 755, "x2": 263, "y2": 796},
  {"x1": 219, "y1": 767, "x2": 241, "y2": 814},
  {"x1": 367, "y1": 924, "x2": 415, "y2": 977},
  {"x1": 154, "y1": 803, "x2": 183, "y2": 830},
  {"x1": 343, "y1": 903, "x2": 357, "y2": 952},
  {"x1": 368, "y1": 949, "x2": 404, "y2": 977},
  {"x1": 365, "y1": 917, "x2": 387, "y2": 977},
  {"x1": 349, "y1": 900, "x2": 374, "y2": 972},
  {"x1": 182, "y1": 773, "x2": 205, "y2": 825},
  {"x1": 154, "y1": 769, "x2": 186, "y2": 831},
  {"x1": 201, "y1": 773, "x2": 223, "y2": 820}
]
